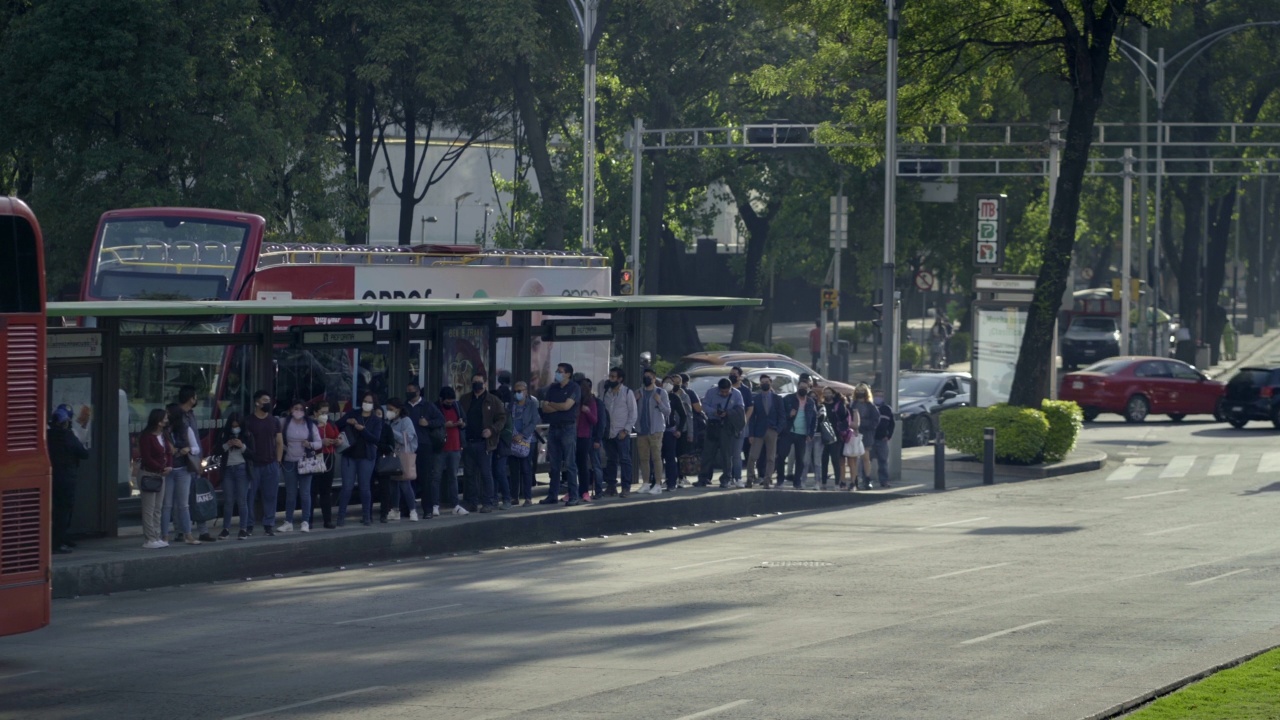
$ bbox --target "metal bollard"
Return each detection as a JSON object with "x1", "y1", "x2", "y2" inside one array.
[
  {"x1": 934, "y1": 430, "x2": 946, "y2": 491},
  {"x1": 983, "y1": 427, "x2": 995, "y2": 485}
]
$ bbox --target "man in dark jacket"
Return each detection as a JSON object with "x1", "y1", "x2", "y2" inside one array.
[
  {"x1": 460, "y1": 373, "x2": 507, "y2": 512},
  {"x1": 48, "y1": 404, "x2": 89, "y2": 554},
  {"x1": 747, "y1": 374, "x2": 786, "y2": 487},
  {"x1": 405, "y1": 380, "x2": 445, "y2": 506},
  {"x1": 870, "y1": 398, "x2": 896, "y2": 489}
]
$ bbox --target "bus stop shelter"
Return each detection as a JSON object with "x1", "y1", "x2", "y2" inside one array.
[{"x1": 45, "y1": 294, "x2": 758, "y2": 537}]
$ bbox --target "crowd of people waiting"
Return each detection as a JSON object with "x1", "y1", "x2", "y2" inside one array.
[{"x1": 115, "y1": 364, "x2": 895, "y2": 550}]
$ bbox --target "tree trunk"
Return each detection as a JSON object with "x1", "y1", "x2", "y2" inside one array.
[
  {"x1": 349, "y1": 83, "x2": 376, "y2": 246},
  {"x1": 1173, "y1": 179, "x2": 1205, "y2": 363},
  {"x1": 730, "y1": 193, "x2": 776, "y2": 348},
  {"x1": 1202, "y1": 190, "x2": 1236, "y2": 364},
  {"x1": 397, "y1": 106, "x2": 417, "y2": 246},
  {"x1": 513, "y1": 58, "x2": 565, "y2": 250}
]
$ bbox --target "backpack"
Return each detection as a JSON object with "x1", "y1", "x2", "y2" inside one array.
[{"x1": 875, "y1": 402, "x2": 896, "y2": 440}]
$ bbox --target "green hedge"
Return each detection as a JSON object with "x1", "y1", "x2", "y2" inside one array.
[
  {"x1": 1040, "y1": 399, "x2": 1083, "y2": 463},
  {"x1": 739, "y1": 341, "x2": 768, "y2": 353},
  {"x1": 901, "y1": 341, "x2": 924, "y2": 368},
  {"x1": 771, "y1": 340, "x2": 795, "y2": 357},
  {"x1": 939, "y1": 403, "x2": 1073, "y2": 465},
  {"x1": 704, "y1": 342, "x2": 727, "y2": 351},
  {"x1": 949, "y1": 331, "x2": 971, "y2": 363}
]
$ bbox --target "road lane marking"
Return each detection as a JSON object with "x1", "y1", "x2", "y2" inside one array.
[
  {"x1": 1106, "y1": 458, "x2": 1148, "y2": 481},
  {"x1": 672, "y1": 699, "x2": 754, "y2": 720},
  {"x1": 927, "y1": 562, "x2": 1011, "y2": 580},
  {"x1": 1124, "y1": 489, "x2": 1188, "y2": 500},
  {"x1": 1258, "y1": 452, "x2": 1280, "y2": 473},
  {"x1": 667, "y1": 613, "x2": 753, "y2": 633},
  {"x1": 1159, "y1": 456, "x2": 1196, "y2": 478},
  {"x1": 0, "y1": 671, "x2": 41, "y2": 681},
  {"x1": 335, "y1": 603, "x2": 462, "y2": 625},
  {"x1": 1145, "y1": 524, "x2": 1204, "y2": 536},
  {"x1": 672, "y1": 556, "x2": 752, "y2": 570},
  {"x1": 1188, "y1": 569, "x2": 1250, "y2": 586},
  {"x1": 916, "y1": 517, "x2": 988, "y2": 531},
  {"x1": 959, "y1": 619, "x2": 1055, "y2": 646},
  {"x1": 1207, "y1": 454, "x2": 1238, "y2": 477},
  {"x1": 222, "y1": 686, "x2": 387, "y2": 720}
]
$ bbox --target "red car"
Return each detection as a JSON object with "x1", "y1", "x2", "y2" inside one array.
[{"x1": 1059, "y1": 356, "x2": 1226, "y2": 423}]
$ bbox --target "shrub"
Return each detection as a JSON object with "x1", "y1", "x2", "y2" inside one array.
[
  {"x1": 1040, "y1": 399, "x2": 1082, "y2": 463},
  {"x1": 938, "y1": 404, "x2": 1051, "y2": 465},
  {"x1": 900, "y1": 341, "x2": 924, "y2": 368},
  {"x1": 949, "y1": 331, "x2": 971, "y2": 363},
  {"x1": 771, "y1": 340, "x2": 796, "y2": 357},
  {"x1": 652, "y1": 359, "x2": 674, "y2": 378},
  {"x1": 838, "y1": 326, "x2": 860, "y2": 344},
  {"x1": 739, "y1": 341, "x2": 768, "y2": 353},
  {"x1": 705, "y1": 342, "x2": 727, "y2": 351}
]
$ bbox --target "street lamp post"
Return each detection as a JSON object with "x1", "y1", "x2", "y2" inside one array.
[
  {"x1": 568, "y1": 0, "x2": 608, "y2": 252},
  {"x1": 453, "y1": 192, "x2": 473, "y2": 244},
  {"x1": 420, "y1": 215, "x2": 437, "y2": 244},
  {"x1": 482, "y1": 203, "x2": 493, "y2": 247},
  {"x1": 882, "y1": 0, "x2": 902, "y2": 480},
  {"x1": 1115, "y1": 21, "x2": 1280, "y2": 356}
]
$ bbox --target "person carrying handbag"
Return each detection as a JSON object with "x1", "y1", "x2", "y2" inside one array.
[
  {"x1": 279, "y1": 400, "x2": 323, "y2": 533},
  {"x1": 137, "y1": 409, "x2": 173, "y2": 549},
  {"x1": 507, "y1": 380, "x2": 541, "y2": 506},
  {"x1": 383, "y1": 398, "x2": 420, "y2": 521},
  {"x1": 162, "y1": 405, "x2": 201, "y2": 545},
  {"x1": 308, "y1": 401, "x2": 342, "y2": 529}
]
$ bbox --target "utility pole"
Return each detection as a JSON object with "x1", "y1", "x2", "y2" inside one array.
[
  {"x1": 1137, "y1": 27, "x2": 1150, "y2": 355},
  {"x1": 568, "y1": 0, "x2": 607, "y2": 251},
  {"x1": 882, "y1": 0, "x2": 901, "y2": 479},
  {"x1": 829, "y1": 181, "x2": 847, "y2": 380},
  {"x1": 1121, "y1": 149, "x2": 1135, "y2": 355}
]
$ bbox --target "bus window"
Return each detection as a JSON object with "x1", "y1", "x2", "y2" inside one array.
[{"x1": 0, "y1": 213, "x2": 41, "y2": 313}]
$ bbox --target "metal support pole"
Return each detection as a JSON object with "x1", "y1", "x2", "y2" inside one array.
[
  {"x1": 569, "y1": 0, "x2": 602, "y2": 252},
  {"x1": 1049, "y1": 109, "x2": 1064, "y2": 399},
  {"x1": 631, "y1": 118, "x2": 643, "y2": 287},
  {"x1": 1153, "y1": 49, "x2": 1165, "y2": 357},
  {"x1": 832, "y1": 178, "x2": 845, "y2": 380},
  {"x1": 934, "y1": 430, "x2": 946, "y2": 491},
  {"x1": 1233, "y1": 179, "x2": 1241, "y2": 334},
  {"x1": 983, "y1": 427, "x2": 995, "y2": 485},
  {"x1": 883, "y1": 0, "x2": 901, "y2": 481},
  {"x1": 1137, "y1": 28, "x2": 1150, "y2": 356},
  {"x1": 1121, "y1": 149, "x2": 1135, "y2": 355},
  {"x1": 1260, "y1": 177, "x2": 1267, "y2": 331},
  {"x1": 388, "y1": 312, "x2": 411, "y2": 395}
]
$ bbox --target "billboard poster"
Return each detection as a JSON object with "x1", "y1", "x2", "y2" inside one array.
[
  {"x1": 442, "y1": 324, "x2": 491, "y2": 398},
  {"x1": 974, "y1": 306, "x2": 1027, "y2": 407}
]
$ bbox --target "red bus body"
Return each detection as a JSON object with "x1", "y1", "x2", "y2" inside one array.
[{"x1": 0, "y1": 198, "x2": 51, "y2": 637}]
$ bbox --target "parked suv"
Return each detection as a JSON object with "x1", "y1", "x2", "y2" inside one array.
[
  {"x1": 1222, "y1": 367, "x2": 1280, "y2": 428},
  {"x1": 1062, "y1": 315, "x2": 1120, "y2": 369}
]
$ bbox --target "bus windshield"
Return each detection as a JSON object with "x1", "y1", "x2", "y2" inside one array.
[{"x1": 90, "y1": 217, "x2": 250, "y2": 300}]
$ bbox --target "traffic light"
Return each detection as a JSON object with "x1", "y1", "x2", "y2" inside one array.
[
  {"x1": 870, "y1": 303, "x2": 883, "y2": 330},
  {"x1": 619, "y1": 268, "x2": 634, "y2": 295},
  {"x1": 820, "y1": 287, "x2": 838, "y2": 311}
]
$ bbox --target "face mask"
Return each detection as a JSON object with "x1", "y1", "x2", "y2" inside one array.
[
  {"x1": 406, "y1": 391, "x2": 418, "y2": 401},
  {"x1": 361, "y1": 402, "x2": 374, "y2": 413},
  {"x1": 603, "y1": 380, "x2": 616, "y2": 390},
  {"x1": 317, "y1": 414, "x2": 330, "y2": 424},
  {"x1": 554, "y1": 371, "x2": 564, "y2": 383},
  {"x1": 472, "y1": 382, "x2": 485, "y2": 393},
  {"x1": 386, "y1": 410, "x2": 398, "y2": 420},
  {"x1": 730, "y1": 375, "x2": 740, "y2": 384},
  {"x1": 231, "y1": 427, "x2": 241, "y2": 436},
  {"x1": 798, "y1": 390, "x2": 808, "y2": 398},
  {"x1": 761, "y1": 383, "x2": 771, "y2": 391},
  {"x1": 259, "y1": 399, "x2": 271, "y2": 408},
  {"x1": 662, "y1": 382, "x2": 673, "y2": 392},
  {"x1": 643, "y1": 376, "x2": 654, "y2": 387},
  {"x1": 443, "y1": 400, "x2": 454, "y2": 408},
  {"x1": 292, "y1": 410, "x2": 304, "y2": 419},
  {"x1": 514, "y1": 391, "x2": 525, "y2": 401}
]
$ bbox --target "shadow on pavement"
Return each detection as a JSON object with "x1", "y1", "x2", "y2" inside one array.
[
  {"x1": 1089, "y1": 439, "x2": 1170, "y2": 447},
  {"x1": 1241, "y1": 482, "x2": 1280, "y2": 495},
  {"x1": 966, "y1": 526, "x2": 1082, "y2": 536},
  {"x1": 1191, "y1": 427, "x2": 1278, "y2": 438}
]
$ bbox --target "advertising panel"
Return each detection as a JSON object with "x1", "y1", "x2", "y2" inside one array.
[{"x1": 974, "y1": 306, "x2": 1027, "y2": 407}]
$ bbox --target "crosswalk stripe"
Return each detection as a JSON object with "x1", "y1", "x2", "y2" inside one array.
[
  {"x1": 1159, "y1": 456, "x2": 1196, "y2": 478},
  {"x1": 1258, "y1": 453, "x2": 1280, "y2": 473},
  {"x1": 1207, "y1": 454, "x2": 1238, "y2": 477},
  {"x1": 1106, "y1": 457, "x2": 1148, "y2": 482}
]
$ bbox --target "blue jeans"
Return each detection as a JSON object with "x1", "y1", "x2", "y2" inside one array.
[
  {"x1": 162, "y1": 468, "x2": 193, "y2": 537},
  {"x1": 512, "y1": 454, "x2": 534, "y2": 502},
  {"x1": 492, "y1": 450, "x2": 512, "y2": 504},
  {"x1": 871, "y1": 437, "x2": 891, "y2": 486},
  {"x1": 281, "y1": 460, "x2": 313, "y2": 525},
  {"x1": 545, "y1": 424, "x2": 578, "y2": 500},
  {"x1": 462, "y1": 441, "x2": 495, "y2": 508},
  {"x1": 604, "y1": 436, "x2": 633, "y2": 491},
  {"x1": 429, "y1": 450, "x2": 461, "y2": 508},
  {"x1": 220, "y1": 463, "x2": 250, "y2": 532},
  {"x1": 248, "y1": 461, "x2": 281, "y2": 529},
  {"x1": 339, "y1": 455, "x2": 374, "y2": 524},
  {"x1": 730, "y1": 432, "x2": 745, "y2": 481}
]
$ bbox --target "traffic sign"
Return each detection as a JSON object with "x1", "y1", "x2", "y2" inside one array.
[
  {"x1": 820, "y1": 287, "x2": 838, "y2": 311},
  {"x1": 914, "y1": 270, "x2": 935, "y2": 292},
  {"x1": 974, "y1": 194, "x2": 1007, "y2": 268}
]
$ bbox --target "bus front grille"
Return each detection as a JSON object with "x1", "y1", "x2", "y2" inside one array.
[
  {"x1": 3, "y1": 323, "x2": 39, "y2": 453},
  {"x1": 1, "y1": 488, "x2": 41, "y2": 576}
]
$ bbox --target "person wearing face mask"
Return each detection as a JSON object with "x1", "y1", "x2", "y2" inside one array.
[
  {"x1": 819, "y1": 388, "x2": 851, "y2": 490},
  {"x1": 539, "y1": 363, "x2": 581, "y2": 506},
  {"x1": 777, "y1": 383, "x2": 817, "y2": 489},
  {"x1": 242, "y1": 390, "x2": 285, "y2": 536},
  {"x1": 459, "y1": 373, "x2": 507, "y2": 513},
  {"x1": 279, "y1": 400, "x2": 323, "y2": 532},
  {"x1": 217, "y1": 412, "x2": 253, "y2": 539},
  {"x1": 338, "y1": 391, "x2": 383, "y2": 526},
  {"x1": 633, "y1": 369, "x2": 670, "y2": 494},
  {"x1": 728, "y1": 368, "x2": 754, "y2": 483},
  {"x1": 574, "y1": 378, "x2": 601, "y2": 502},
  {"x1": 665, "y1": 375, "x2": 696, "y2": 486},
  {"x1": 404, "y1": 381, "x2": 445, "y2": 515},
  {"x1": 507, "y1": 381, "x2": 541, "y2": 506},
  {"x1": 851, "y1": 384, "x2": 879, "y2": 489},
  {"x1": 747, "y1": 374, "x2": 785, "y2": 488},
  {"x1": 661, "y1": 374, "x2": 689, "y2": 491},
  {"x1": 696, "y1": 378, "x2": 744, "y2": 488},
  {"x1": 432, "y1": 387, "x2": 466, "y2": 516},
  {"x1": 382, "y1": 398, "x2": 420, "y2": 521},
  {"x1": 600, "y1": 367, "x2": 636, "y2": 496},
  {"x1": 309, "y1": 402, "x2": 342, "y2": 529}
]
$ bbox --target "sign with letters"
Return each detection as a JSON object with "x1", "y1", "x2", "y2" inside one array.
[{"x1": 974, "y1": 194, "x2": 1007, "y2": 269}]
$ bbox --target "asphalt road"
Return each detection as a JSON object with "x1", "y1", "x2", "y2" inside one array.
[{"x1": 3, "y1": 418, "x2": 1280, "y2": 720}]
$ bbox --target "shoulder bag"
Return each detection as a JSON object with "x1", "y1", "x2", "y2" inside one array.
[
  {"x1": 395, "y1": 430, "x2": 417, "y2": 481},
  {"x1": 139, "y1": 472, "x2": 164, "y2": 493},
  {"x1": 188, "y1": 475, "x2": 219, "y2": 523}
]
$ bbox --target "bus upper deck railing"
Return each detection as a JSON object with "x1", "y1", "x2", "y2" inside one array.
[{"x1": 256, "y1": 244, "x2": 610, "y2": 269}]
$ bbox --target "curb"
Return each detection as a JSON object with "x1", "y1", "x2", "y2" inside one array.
[
  {"x1": 1080, "y1": 642, "x2": 1280, "y2": 720},
  {"x1": 902, "y1": 449, "x2": 1107, "y2": 479},
  {"x1": 53, "y1": 491, "x2": 893, "y2": 598}
]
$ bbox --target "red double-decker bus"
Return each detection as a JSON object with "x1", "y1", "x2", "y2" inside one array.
[{"x1": 0, "y1": 198, "x2": 51, "y2": 637}]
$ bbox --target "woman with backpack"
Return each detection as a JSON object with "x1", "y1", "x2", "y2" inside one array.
[
  {"x1": 338, "y1": 392, "x2": 383, "y2": 526},
  {"x1": 279, "y1": 399, "x2": 323, "y2": 533},
  {"x1": 217, "y1": 412, "x2": 253, "y2": 539}
]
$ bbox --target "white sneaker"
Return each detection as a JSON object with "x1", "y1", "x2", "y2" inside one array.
[
  {"x1": 277, "y1": 522, "x2": 294, "y2": 533},
  {"x1": 388, "y1": 509, "x2": 400, "y2": 521},
  {"x1": 452, "y1": 506, "x2": 469, "y2": 516},
  {"x1": 734, "y1": 479, "x2": 747, "y2": 489},
  {"x1": 409, "y1": 509, "x2": 419, "y2": 522},
  {"x1": 650, "y1": 484, "x2": 665, "y2": 494},
  {"x1": 431, "y1": 505, "x2": 441, "y2": 517},
  {"x1": 300, "y1": 521, "x2": 310, "y2": 533},
  {"x1": 157, "y1": 540, "x2": 170, "y2": 548},
  {"x1": 142, "y1": 540, "x2": 165, "y2": 549}
]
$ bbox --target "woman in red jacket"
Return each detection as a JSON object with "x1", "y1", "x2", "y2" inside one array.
[{"x1": 137, "y1": 408, "x2": 173, "y2": 549}]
